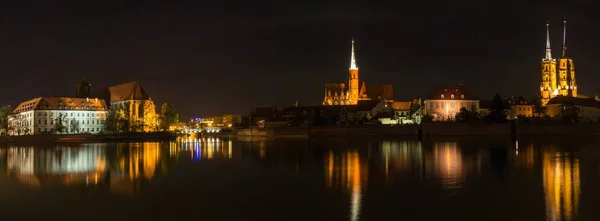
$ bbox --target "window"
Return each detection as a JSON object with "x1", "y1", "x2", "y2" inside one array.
[
  {"x1": 38, "y1": 112, "x2": 41, "y2": 116},
  {"x1": 87, "y1": 120, "x2": 89, "y2": 124},
  {"x1": 71, "y1": 113, "x2": 73, "y2": 117},
  {"x1": 44, "y1": 120, "x2": 47, "y2": 124},
  {"x1": 441, "y1": 94, "x2": 444, "y2": 99},
  {"x1": 451, "y1": 94, "x2": 455, "y2": 99},
  {"x1": 451, "y1": 102, "x2": 455, "y2": 109},
  {"x1": 461, "y1": 94, "x2": 465, "y2": 99},
  {"x1": 44, "y1": 112, "x2": 47, "y2": 116},
  {"x1": 436, "y1": 103, "x2": 439, "y2": 108},
  {"x1": 38, "y1": 120, "x2": 41, "y2": 125}
]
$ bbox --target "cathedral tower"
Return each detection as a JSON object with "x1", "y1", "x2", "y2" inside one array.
[
  {"x1": 75, "y1": 79, "x2": 91, "y2": 98},
  {"x1": 557, "y1": 19, "x2": 577, "y2": 97},
  {"x1": 348, "y1": 38, "x2": 359, "y2": 105},
  {"x1": 540, "y1": 22, "x2": 557, "y2": 106}
]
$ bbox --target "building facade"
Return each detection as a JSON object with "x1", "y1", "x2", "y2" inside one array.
[
  {"x1": 92, "y1": 81, "x2": 158, "y2": 132},
  {"x1": 8, "y1": 97, "x2": 108, "y2": 136},
  {"x1": 424, "y1": 85, "x2": 479, "y2": 121},
  {"x1": 546, "y1": 96, "x2": 600, "y2": 122},
  {"x1": 540, "y1": 20, "x2": 577, "y2": 106},
  {"x1": 505, "y1": 96, "x2": 534, "y2": 120},
  {"x1": 323, "y1": 39, "x2": 394, "y2": 106}
]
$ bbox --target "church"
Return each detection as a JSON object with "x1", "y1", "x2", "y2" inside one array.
[
  {"x1": 540, "y1": 19, "x2": 577, "y2": 106},
  {"x1": 322, "y1": 39, "x2": 394, "y2": 106}
]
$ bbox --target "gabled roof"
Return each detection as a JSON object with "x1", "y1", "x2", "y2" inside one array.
[
  {"x1": 325, "y1": 83, "x2": 348, "y2": 94},
  {"x1": 356, "y1": 100, "x2": 384, "y2": 111},
  {"x1": 91, "y1": 81, "x2": 151, "y2": 103},
  {"x1": 428, "y1": 84, "x2": 476, "y2": 100},
  {"x1": 360, "y1": 83, "x2": 394, "y2": 100},
  {"x1": 547, "y1": 95, "x2": 600, "y2": 108},
  {"x1": 390, "y1": 101, "x2": 411, "y2": 111},
  {"x1": 13, "y1": 97, "x2": 108, "y2": 113}
]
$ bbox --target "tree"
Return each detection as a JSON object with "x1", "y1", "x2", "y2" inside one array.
[
  {"x1": 455, "y1": 107, "x2": 481, "y2": 122},
  {"x1": 421, "y1": 114, "x2": 433, "y2": 123},
  {"x1": 161, "y1": 102, "x2": 179, "y2": 130},
  {"x1": 0, "y1": 107, "x2": 11, "y2": 132},
  {"x1": 54, "y1": 113, "x2": 67, "y2": 134},
  {"x1": 484, "y1": 93, "x2": 508, "y2": 123},
  {"x1": 559, "y1": 103, "x2": 580, "y2": 123},
  {"x1": 70, "y1": 118, "x2": 80, "y2": 133}
]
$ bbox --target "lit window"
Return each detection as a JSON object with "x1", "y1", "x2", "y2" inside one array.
[
  {"x1": 451, "y1": 94, "x2": 454, "y2": 99},
  {"x1": 461, "y1": 94, "x2": 464, "y2": 99},
  {"x1": 441, "y1": 94, "x2": 444, "y2": 99}
]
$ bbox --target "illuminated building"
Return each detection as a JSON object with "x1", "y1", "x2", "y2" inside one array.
[
  {"x1": 8, "y1": 97, "x2": 108, "y2": 135},
  {"x1": 541, "y1": 22, "x2": 557, "y2": 106},
  {"x1": 92, "y1": 81, "x2": 159, "y2": 132},
  {"x1": 323, "y1": 39, "x2": 394, "y2": 106},
  {"x1": 423, "y1": 84, "x2": 479, "y2": 121},
  {"x1": 546, "y1": 96, "x2": 600, "y2": 122},
  {"x1": 540, "y1": 20, "x2": 577, "y2": 106},
  {"x1": 505, "y1": 96, "x2": 534, "y2": 119},
  {"x1": 389, "y1": 99, "x2": 423, "y2": 124}
]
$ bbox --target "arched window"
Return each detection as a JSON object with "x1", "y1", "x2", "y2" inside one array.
[
  {"x1": 441, "y1": 94, "x2": 444, "y2": 99},
  {"x1": 461, "y1": 94, "x2": 465, "y2": 99},
  {"x1": 451, "y1": 94, "x2": 455, "y2": 99}
]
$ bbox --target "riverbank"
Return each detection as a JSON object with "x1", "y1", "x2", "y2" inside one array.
[
  {"x1": 236, "y1": 123, "x2": 600, "y2": 137},
  {"x1": 0, "y1": 132, "x2": 177, "y2": 145}
]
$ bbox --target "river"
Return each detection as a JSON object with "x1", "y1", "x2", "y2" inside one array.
[{"x1": 0, "y1": 135, "x2": 598, "y2": 220}]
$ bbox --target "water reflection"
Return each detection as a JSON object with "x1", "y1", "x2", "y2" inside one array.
[
  {"x1": 324, "y1": 150, "x2": 366, "y2": 221},
  {"x1": 543, "y1": 148, "x2": 580, "y2": 221},
  {"x1": 0, "y1": 137, "x2": 593, "y2": 220},
  {"x1": 4, "y1": 144, "x2": 106, "y2": 187},
  {"x1": 0, "y1": 137, "x2": 235, "y2": 194}
]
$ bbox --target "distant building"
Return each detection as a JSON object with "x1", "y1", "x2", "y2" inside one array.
[
  {"x1": 390, "y1": 99, "x2": 422, "y2": 124},
  {"x1": 92, "y1": 81, "x2": 158, "y2": 132},
  {"x1": 478, "y1": 100, "x2": 492, "y2": 117},
  {"x1": 343, "y1": 99, "x2": 394, "y2": 124},
  {"x1": 75, "y1": 80, "x2": 92, "y2": 98},
  {"x1": 323, "y1": 39, "x2": 394, "y2": 106},
  {"x1": 546, "y1": 96, "x2": 600, "y2": 122},
  {"x1": 424, "y1": 84, "x2": 479, "y2": 121},
  {"x1": 8, "y1": 97, "x2": 108, "y2": 135},
  {"x1": 192, "y1": 114, "x2": 241, "y2": 128},
  {"x1": 540, "y1": 20, "x2": 577, "y2": 106},
  {"x1": 505, "y1": 96, "x2": 534, "y2": 119}
]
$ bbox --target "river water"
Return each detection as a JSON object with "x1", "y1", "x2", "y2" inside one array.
[{"x1": 0, "y1": 135, "x2": 598, "y2": 221}]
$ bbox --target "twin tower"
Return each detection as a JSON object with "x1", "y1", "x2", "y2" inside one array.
[{"x1": 540, "y1": 19, "x2": 577, "y2": 106}]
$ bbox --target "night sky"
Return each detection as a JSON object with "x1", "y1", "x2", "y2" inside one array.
[{"x1": 0, "y1": 2, "x2": 598, "y2": 119}]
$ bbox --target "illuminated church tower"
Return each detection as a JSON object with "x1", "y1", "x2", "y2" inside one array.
[
  {"x1": 557, "y1": 19, "x2": 577, "y2": 97},
  {"x1": 540, "y1": 22, "x2": 557, "y2": 106},
  {"x1": 348, "y1": 39, "x2": 360, "y2": 105}
]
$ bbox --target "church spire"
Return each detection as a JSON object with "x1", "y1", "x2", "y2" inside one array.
[
  {"x1": 544, "y1": 22, "x2": 552, "y2": 60},
  {"x1": 350, "y1": 38, "x2": 358, "y2": 70},
  {"x1": 562, "y1": 18, "x2": 568, "y2": 58}
]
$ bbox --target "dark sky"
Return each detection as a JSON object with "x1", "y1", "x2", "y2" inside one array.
[{"x1": 0, "y1": 1, "x2": 598, "y2": 119}]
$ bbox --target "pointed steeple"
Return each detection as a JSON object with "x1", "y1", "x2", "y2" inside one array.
[
  {"x1": 562, "y1": 18, "x2": 568, "y2": 58},
  {"x1": 350, "y1": 38, "x2": 358, "y2": 70},
  {"x1": 544, "y1": 22, "x2": 552, "y2": 60}
]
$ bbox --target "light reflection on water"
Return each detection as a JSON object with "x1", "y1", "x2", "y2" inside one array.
[{"x1": 0, "y1": 137, "x2": 591, "y2": 220}]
